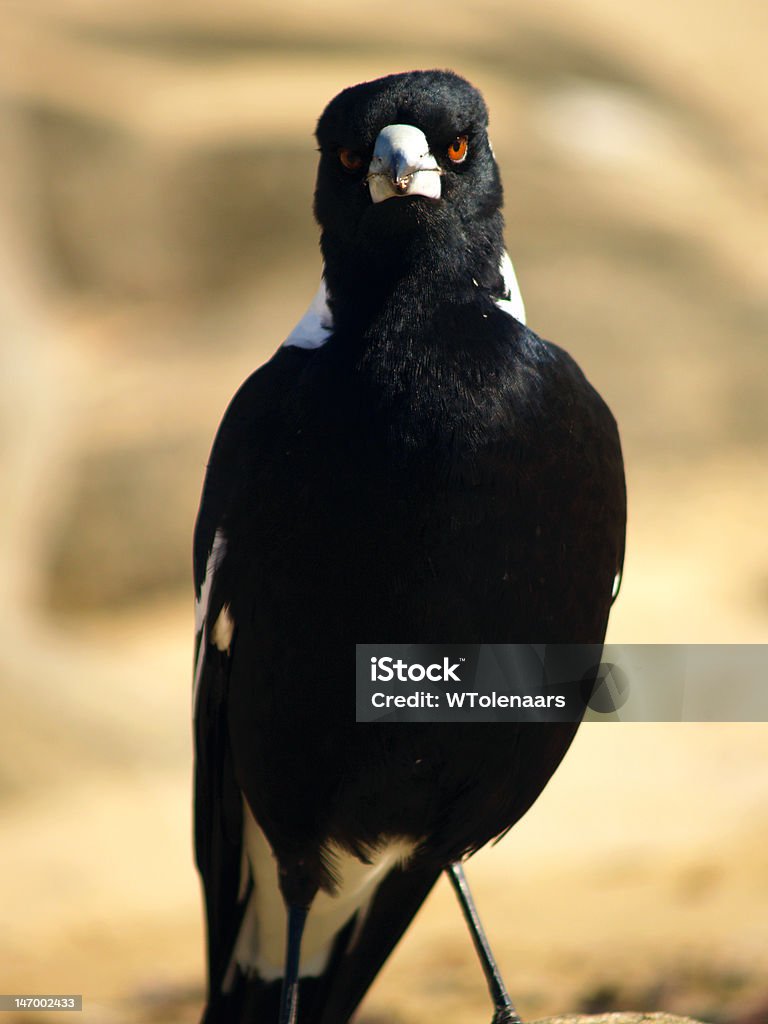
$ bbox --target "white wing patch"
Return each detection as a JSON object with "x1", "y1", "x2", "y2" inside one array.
[
  {"x1": 211, "y1": 603, "x2": 234, "y2": 653},
  {"x1": 282, "y1": 277, "x2": 333, "y2": 350},
  {"x1": 494, "y1": 250, "x2": 526, "y2": 325},
  {"x1": 193, "y1": 528, "x2": 227, "y2": 710},
  {"x1": 227, "y1": 799, "x2": 416, "y2": 986}
]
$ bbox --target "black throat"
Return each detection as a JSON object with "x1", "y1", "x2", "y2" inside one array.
[
  {"x1": 309, "y1": 205, "x2": 526, "y2": 469},
  {"x1": 320, "y1": 204, "x2": 507, "y2": 342}
]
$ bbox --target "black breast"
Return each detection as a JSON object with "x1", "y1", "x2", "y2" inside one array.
[{"x1": 222, "y1": 308, "x2": 625, "y2": 880}]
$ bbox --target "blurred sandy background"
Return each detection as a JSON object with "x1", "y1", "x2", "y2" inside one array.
[{"x1": 1, "y1": 2, "x2": 767, "y2": 1023}]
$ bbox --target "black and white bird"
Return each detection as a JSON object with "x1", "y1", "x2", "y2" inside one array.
[{"x1": 193, "y1": 69, "x2": 626, "y2": 1024}]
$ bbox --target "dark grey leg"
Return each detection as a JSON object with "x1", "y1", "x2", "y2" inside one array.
[
  {"x1": 447, "y1": 862, "x2": 522, "y2": 1024},
  {"x1": 278, "y1": 904, "x2": 309, "y2": 1024}
]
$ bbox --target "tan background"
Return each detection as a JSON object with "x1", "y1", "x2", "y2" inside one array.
[{"x1": 1, "y1": 2, "x2": 767, "y2": 1022}]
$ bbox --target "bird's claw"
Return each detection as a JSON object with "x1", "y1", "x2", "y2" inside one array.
[{"x1": 492, "y1": 1009, "x2": 522, "y2": 1024}]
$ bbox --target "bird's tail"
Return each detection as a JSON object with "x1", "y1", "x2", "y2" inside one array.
[{"x1": 199, "y1": 863, "x2": 438, "y2": 1024}]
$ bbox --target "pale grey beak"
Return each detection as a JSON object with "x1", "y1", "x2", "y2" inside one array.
[{"x1": 366, "y1": 124, "x2": 442, "y2": 203}]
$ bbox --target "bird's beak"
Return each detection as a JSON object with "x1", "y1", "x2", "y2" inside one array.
[{"x1": 366, "y1": 124, "x2": 442, "y2": 203}]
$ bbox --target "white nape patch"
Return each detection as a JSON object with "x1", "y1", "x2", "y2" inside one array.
[
  {"x1": 611, "y1": 569, "x2": 622, "y2": 600},
  {"x1": 494, "y1": 250, "x2": 526, "y2": 325},
  {"x1": 228, "y1": 800, "x2": 416, "y2": 986},
  {"x1": 367, "y1": 124, "x2": 442, "y2": 204},
  {"x1": 193, "y1": 528, "x2": 227, "y2": 709},
  {"x1": 212, "y1": 603, "x2": 234, "y2": 653},
  {"x1": 282, "y1": 277, "x2": 333, "y2": 350}
]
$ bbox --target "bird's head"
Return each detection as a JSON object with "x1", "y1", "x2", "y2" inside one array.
[{"x1": 314, "y1": 70, "x2": 505, "y2": 308}]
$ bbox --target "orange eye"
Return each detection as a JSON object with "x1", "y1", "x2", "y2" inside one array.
[
  {"x1": 447, "y1": 135, "x2": 469, "y2": 163},
  {"x1": 339, "y1": 148, "x2": 364, "y2": 172}
]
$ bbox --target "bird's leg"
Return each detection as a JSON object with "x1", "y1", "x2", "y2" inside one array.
[
  {"x1": 277, "y1": 858, "x2": 319, "y2": 1024},
  {"x1": 446, "y1": 861, "x2": 522, "y2": 1024},
  {"x1": 278, "y1": 902, "x2": 309, "y2": 1024}
]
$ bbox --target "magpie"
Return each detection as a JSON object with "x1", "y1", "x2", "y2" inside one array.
[{"x1": 193, "y1": 69, "x2": 626, "y2": 1024}]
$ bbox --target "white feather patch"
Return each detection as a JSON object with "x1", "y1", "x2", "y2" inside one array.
[
  {"x1": 228, "y1": 800, "x2": 416, "y2": 986},
  {"x1": 192, "y1": 528, "x2": 227, "y2": 709},
  {"x1": 282, "y1": 278, "x2": 333, "y2": 350},
  {"x1": 495, "y1": 250, "x2": 526, "y2": 325},
  {"x1": 283, "y1": 248, "x2": 525, "y2": 356},
  {"x1": 211, "y1": 603, "x2": 234, "y2": 653}
]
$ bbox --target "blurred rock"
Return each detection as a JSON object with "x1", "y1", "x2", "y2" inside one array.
[
  {"x1": 20, "y1": 104, "x2": 316, "y2": 300},
  {"x1": 44, "y1": 435, "x2": 203, "y2": 611},
  {"x1": 537, "y1": 1016, "x2": 707, "y2": 1024}
]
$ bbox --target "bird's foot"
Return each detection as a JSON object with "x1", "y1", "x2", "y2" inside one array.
[{"x1": 492, "y1": 1009, "x2": 522, "y2": 1024}]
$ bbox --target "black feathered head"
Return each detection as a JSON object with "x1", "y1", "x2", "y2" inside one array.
[{"x1": 314, "y1": 70, "x2": 505, "y2": 293}]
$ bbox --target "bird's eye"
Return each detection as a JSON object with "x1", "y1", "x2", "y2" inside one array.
[
  {"x1": 447, "y1": 136, "x2": 469, "y2": 164},
  {"x1": 338, "y1": 148, "x2": 364, "y2": 172}
]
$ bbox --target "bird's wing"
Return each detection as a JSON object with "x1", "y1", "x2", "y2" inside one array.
[
  {"x1": 196, "y1": 629, "x2": 439, "y2": 1024},
  {"x1": 193, "y1": 345, "x2": 444, "y2": 1024},
  {"x1": 193, "y1": 346, "x2": 315, "y2": 1020},
  {"x1": 194, "y1": 476, "x2": 247, "y2": 1017},
  {"x1": 193, "y1": 615, "x2": 245, "y2": 1020}
]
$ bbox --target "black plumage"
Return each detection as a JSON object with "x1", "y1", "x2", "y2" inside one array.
[{"x1": 193, "y1": 69, "x2": 626, "y2": 1024}]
